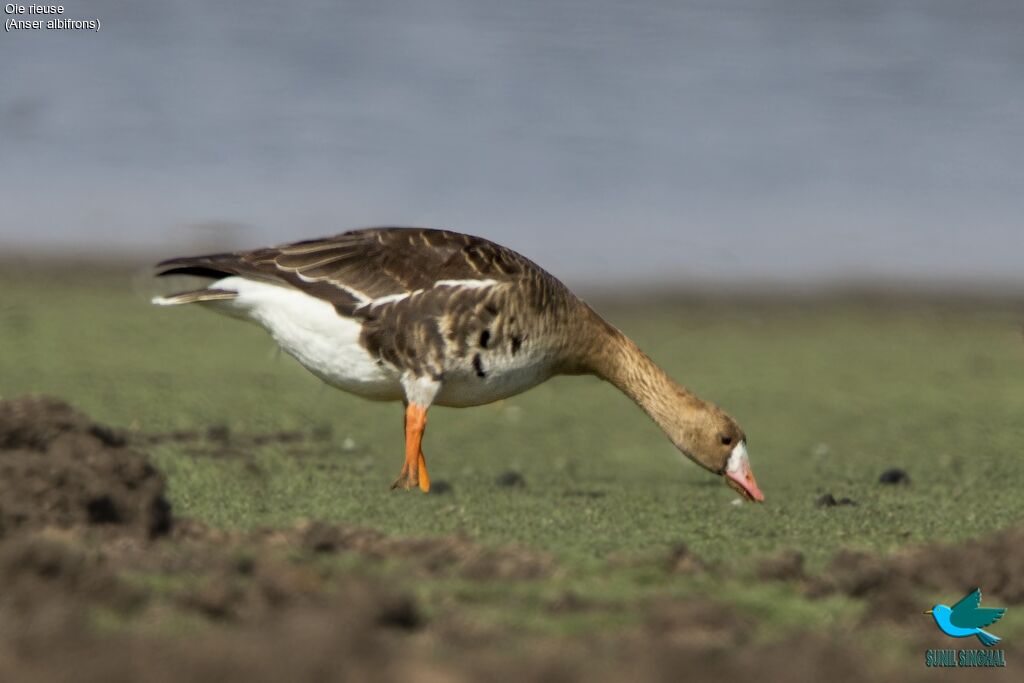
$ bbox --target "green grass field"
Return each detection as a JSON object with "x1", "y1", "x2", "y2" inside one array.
[{"x1": 3, "y1": 263, "x2": 1024, "y2": 649}]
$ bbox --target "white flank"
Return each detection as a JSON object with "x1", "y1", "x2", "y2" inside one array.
[{"x1": 196, "y1": 276, "x2": 401, "y2": 400}]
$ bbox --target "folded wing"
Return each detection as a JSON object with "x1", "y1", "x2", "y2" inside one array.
[{"x1": 156, "y1": 227, "x2": 535, "y2": 315}]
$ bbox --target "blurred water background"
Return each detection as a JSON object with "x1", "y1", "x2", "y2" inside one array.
[{"x1": 2, "y1": 0, "x2": 1022, "y2": 287}]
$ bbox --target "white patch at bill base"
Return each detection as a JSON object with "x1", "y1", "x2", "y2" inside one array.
[{"x1": 726, "y1": 441, "x2": 750, "y2": 475}]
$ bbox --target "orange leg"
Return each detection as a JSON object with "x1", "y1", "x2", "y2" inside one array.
[{"x1": 391, "y1": 403, "x2": 430, "y2": 492}]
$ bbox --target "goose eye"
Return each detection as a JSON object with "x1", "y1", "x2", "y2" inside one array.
[{"x1": 720, "y1": 435, "x2": 732, "y2": 446}]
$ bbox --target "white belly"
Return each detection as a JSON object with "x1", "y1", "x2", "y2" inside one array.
[{"x1": 207, "y1": 277, "x2": 403, "y2": 401}]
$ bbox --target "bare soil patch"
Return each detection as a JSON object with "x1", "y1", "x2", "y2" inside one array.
[
  {"x1": 816, "y1": 526, "x2": 1024, "y2": 605},
  {"x1": 0, "y1": 396, "x2": 171, "y2": 539}
]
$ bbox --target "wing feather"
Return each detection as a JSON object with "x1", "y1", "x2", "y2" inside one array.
[{"x1": 155, "y1": 227, "x2": 541, "y2": 315}]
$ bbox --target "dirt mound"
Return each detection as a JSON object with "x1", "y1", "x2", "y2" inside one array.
[
  {"x1": 0, "y1": 548, "x2": 947, "y2": 683},
  {"x1": 298, "y1": 521, "x2": 555, "y2": 580},
  {"x1": 807, "y1": 525, "x2": 1024, "y2": 623},
  {"x1": 757, "y1": 549, "x2": 806, "y2": 581},
  {"x1": 904, "y1": 526, "x2": 1024, "y2": 603},
  {"x1": 0, "y1": 543, "x2": 435, "y2": 683},
  {"x1": 0, "y1": 395, "x2": 125, "y2": 451},
  {"x1": 0, "y1": 396, "x2": 172, "y2": 539},
  {"x1": 665, "y1": 542, "x2": 708, "y2": 574},
  {"x1": 643, "y1": 598, "x2": 755, "y2": 649},
  {"x1": 0, "y1": 534, "x2": 144, "y2": 642},
  {"x1": 112, "y1": 517, "x2": 554, "y2": 582},
  {"x1": 176, "y1": 551, "x2": 422, "y2": 629}
]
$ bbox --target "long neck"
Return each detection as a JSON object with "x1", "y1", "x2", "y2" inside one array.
[{"x1": 577, "y1": 312, "x2": 707, "y2": 449}]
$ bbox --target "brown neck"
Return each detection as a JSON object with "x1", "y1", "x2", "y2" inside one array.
[{"x1": 577, "y1": 312, "x2": 707, "y2": 451}]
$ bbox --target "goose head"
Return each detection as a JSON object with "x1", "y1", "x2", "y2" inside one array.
[{"x1": 676, "y1": 407, "x2": 764, "y2": 503}]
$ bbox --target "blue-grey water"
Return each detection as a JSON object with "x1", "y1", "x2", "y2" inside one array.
[{"x1": 2, "y1": 0, "x2": 1022, "y2": 285}]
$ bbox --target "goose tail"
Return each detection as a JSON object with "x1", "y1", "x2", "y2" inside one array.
[{"x1": 151, "y1": 288, "x2": 238, "y2": 306}]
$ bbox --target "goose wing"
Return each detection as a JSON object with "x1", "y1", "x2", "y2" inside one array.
[{"x1": 156, "y1": 227, "x2": 537, "y2": 314}]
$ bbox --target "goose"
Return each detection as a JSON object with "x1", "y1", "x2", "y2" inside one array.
[{"x1": 152, "y1": 227, "x2": 763, "y2": 502}]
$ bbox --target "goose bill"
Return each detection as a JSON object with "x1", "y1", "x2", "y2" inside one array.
[{"x1": 724, "y1": 441, "x2": 764, "y2": 503}]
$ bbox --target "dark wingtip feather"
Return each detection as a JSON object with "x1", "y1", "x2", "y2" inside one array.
[
  {"x1": 154, "y1": 254, "x2": 238, "y2": 279},
  {"x1": 156, "y1": 265, "x2": 234, "y2": 279}
]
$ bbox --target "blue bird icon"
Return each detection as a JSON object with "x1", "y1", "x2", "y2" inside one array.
[{"x1": 926, "y1": 588, "x2": 1006, "y2": 647}]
